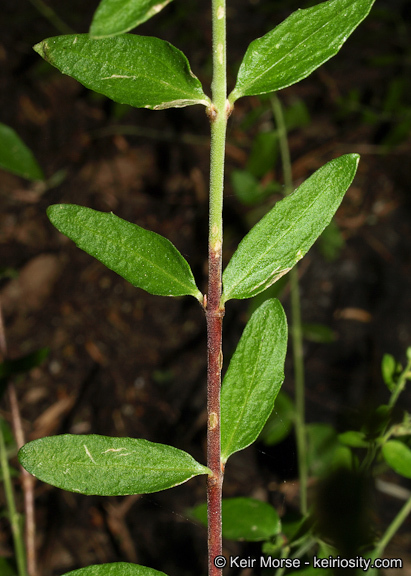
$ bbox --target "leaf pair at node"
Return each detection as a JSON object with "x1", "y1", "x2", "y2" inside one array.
[
  {"x1": 17, "y1": 297, "x2": 286, "y2": 496},
  {"x1": 33, "y1": 0, "x2": 375, "y2": 113},
  {"x1": 46, "y1": 153, "x2": 359, "y2": 307}
]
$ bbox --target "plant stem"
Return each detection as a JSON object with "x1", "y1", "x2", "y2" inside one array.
[
  {"x1": 388, "y1": 354, "x2": 411, "y2": 409},
  {"x1": 271, "y1": 94, "x2": 308, "y2": 516},
  {"x1": 1, "y1": 302, "x2": 36, "y2": 576},
  {"x1": 8, "y1": 384, "x2": 37, "y2": 576},
  {"x1": 0, "y1": 425, "x2": 27, "y2": 576},
  {"x1": 206, "y1": 1, "x2": 227, "y2": 575},
  {"x1": 368, "y1": 494, "x2": 411, "y2": 576},
  {"x1": 28, "y1": 0, "x2": 74, "y2": 34}
]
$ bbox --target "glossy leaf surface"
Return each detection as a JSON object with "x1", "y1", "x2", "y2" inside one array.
[
  {"x1": 229, "y1": 0, "x2": 375, "y2": 102},
  {"x1": 61, "y1": 563, "x2": 167, "y2": 576},
  {"x1": 47, "y1": 205, "x2": 202, "y2": 300},
  {"x1": 192, "y1": 497, "x2": 281, "y2": 541},
  {"x1": 382, "y1": 440, "x2": 411, "y2": 479},
  {"x1": 0, "y1": 123, "x2": 43, "y2": 180},
  {"x1": 221, "y1": 299, "x2": 287, "y2": 463},
  {"x1": 90, "y1": 0, "x2": 173, "y2": 38},
  {"x1": 34, "y1": 35, "x2": 210, "y2": 110},
  {"x1": 222, "y1": 154, "x2": 359, "y2": 302},
  {"x1": 19, "y1": 435, "x2": 209, "y2": 495}
]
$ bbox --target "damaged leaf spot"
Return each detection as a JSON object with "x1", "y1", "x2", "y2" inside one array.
[{"x1": 84, "y1": 445, "x2": 97, "y2": 464}]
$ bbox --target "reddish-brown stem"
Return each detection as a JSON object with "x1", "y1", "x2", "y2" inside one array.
[
  {"x1": 207, "y1": 2, "x2": 227, "y2": 571},
  {"x1": 206, "y1": 248, "x2": 224, "y2": 576}
]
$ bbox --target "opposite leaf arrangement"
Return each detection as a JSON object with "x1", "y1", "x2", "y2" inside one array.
[{"x1": 17, "y1": 1, "x2": 376, "y2": 575}]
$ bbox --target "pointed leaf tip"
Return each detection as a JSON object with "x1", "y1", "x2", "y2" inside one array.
[
  {"x1": 222, "y1": 154, "x2": 360, "y2": 302},
  {"x1": 0, "y1": 122, "x2": 44, "y2": 181},
  {"x1": 47, "y1": 204, "x2": 202, "y2": 300},
  {"x1": 229, "y1": 0, "x2": 376, "y2": 102},
  {"x1": 90, "y1": 0, "x2": 174, "y2": 38},
  {"x1": 18, "y1": 435, "x2": 210, "y2": 495},
  {"x1": 33, "y1": 34, "x2": 210, "y2": 110}
]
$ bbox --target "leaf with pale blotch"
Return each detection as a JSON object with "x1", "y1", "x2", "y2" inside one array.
[
  {"x1": 229, "y1": 0, "x2": 375, "y2": 103},
  {"x1": 221, "y1": 299, "x2": 287, "y2": 463},
  {"x1": 18, "y1": 435, "x2": 210, "y2": 496},
  {"x1": 61, "y1": 563, "x2": 167, "y2": 576},
  {"x1": 34, "y1": 35, "x2": 210, "y2": 110},
  {"x1": 90, "y1": 0, "x2": 173, "y2": 38},
  {"x1": 47, "y1": 204, "x2": 202, "y2": 300},
  {"x1": 222, "y1": 154, "x2": 359, "y2": 302},
  {"x1": 0, "y1": 122, "x2": 43, "y2": 180}
]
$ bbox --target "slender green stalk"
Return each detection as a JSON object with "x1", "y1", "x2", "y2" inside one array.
[
  {"x1": 271, "y1": 94, "x2": 308, "y2": 516},
  {"x1": 361, "y1": 355, "x2": 411, "y2": 474},
  {"x1": 28, "y1": 0, "x2": 74, "y2": 34},
  {"x1": 8, "y1": 384, "x2": 37, "y2": 576},
  {"x1": 0, "y1": 425, "x2": 27, "y2": 576},
  {"x1": 206, "y1": 2, "x2": 227, "y2": 575},
  {"x1": 368, "y1": 495, "x2": 411, "y2": 576},
  {"x1": 388, "y1": 354, "x2": 411, "y2": 409}
]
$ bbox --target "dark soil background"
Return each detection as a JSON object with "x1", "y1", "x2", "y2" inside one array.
[{"x1": 1, "y1": 0, "x2": 411, "y2": 575}]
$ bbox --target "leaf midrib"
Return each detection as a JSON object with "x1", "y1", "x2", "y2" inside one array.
[
  {"x1": 224, "y1": 178, "x2": 327, "y2": 298},
  {"x1": 222, "y1": 313, "x2": 276, "y2": 459},
  {"x1": 65, "y1": 212, "x2": 197, "y2": 295},
  {"x1": 237, "y1": 0, "x2": 362, "y2": 94},
  {"x1": 61, "y1": 35, "x2": 204, "y2": 101}
]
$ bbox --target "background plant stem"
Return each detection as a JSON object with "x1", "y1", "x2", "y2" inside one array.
[
  {"x1": 368, "y1": 495, "x2": 411, "y2": 576},
  {"x1": 8, "y1": 384, "x2": 37, "y2": 576},
  {"x1": 206, "y1": 1, "x2": 227, "y2": 575},
  {"x1": 271, "y1": 94, "x2": 308, "y2": 516},
  {"x1": 1, "y1": 301, "x2": 36, "y2": 576},
  {"x1": 28, "y1": 0, "x2": 74, "y2": 34},
  {"x1": 0, "y1": 426, "x2": 27, "y2": 576}
]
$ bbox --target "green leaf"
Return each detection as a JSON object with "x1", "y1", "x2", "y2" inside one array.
[
  {"x1": 338, "y1": 430, "x2": 369, "y2": 448},
  {"x1": 382, "y1": 440, "x2": 411, "y2": 479},
  {"x1": 246, "y1": 130, "x2": 279, "y2": 178},
  {"x1": 18, "y1": 434, "x2": 209, "y2": 495},
  {"x1": 231, "y1": 170, "x2": 278, "y2": 206},
  {"x1": 47, "y1": 205, "x2": 202, "y2": 300},
  {"x1": 34, "y1": 35, "x2": 210, "y2": 110},
  {"x1": 191, "y1": 497, "x2": 281, "y2": 541},
  {"x1": 60, "y1": 563, "x2": 167, "y2": 576},
  {"x1": 381, "y1": 353, "x2": 397, "y2": 390},
  {"x1": 222, "y1": 154, "x2": 359, "y2": 302},
  {"x1": 259, "y1": 390, "x2": 295, "y2": 446},
  {"x1": 302, "y1": 323, "x2": 335, "y2": 344},
  {"x1": 90, "y1": 0, "x2": 173, "y2": 38},
  {"x1": 318, "y1": 219, "x2": 345, "y2": 262},
  {"x1": 307, "y1": 423, "x2": 352, "y2": 477},
  {"x1": 221, "y1": 299, "x2": 287, "y2": 463},
  {"x1": 229, "y1": 0, "x2": 375, "y2": 103},
  {"x1": 0, "y1": 123, "x2": 44, "y2": 180}
]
